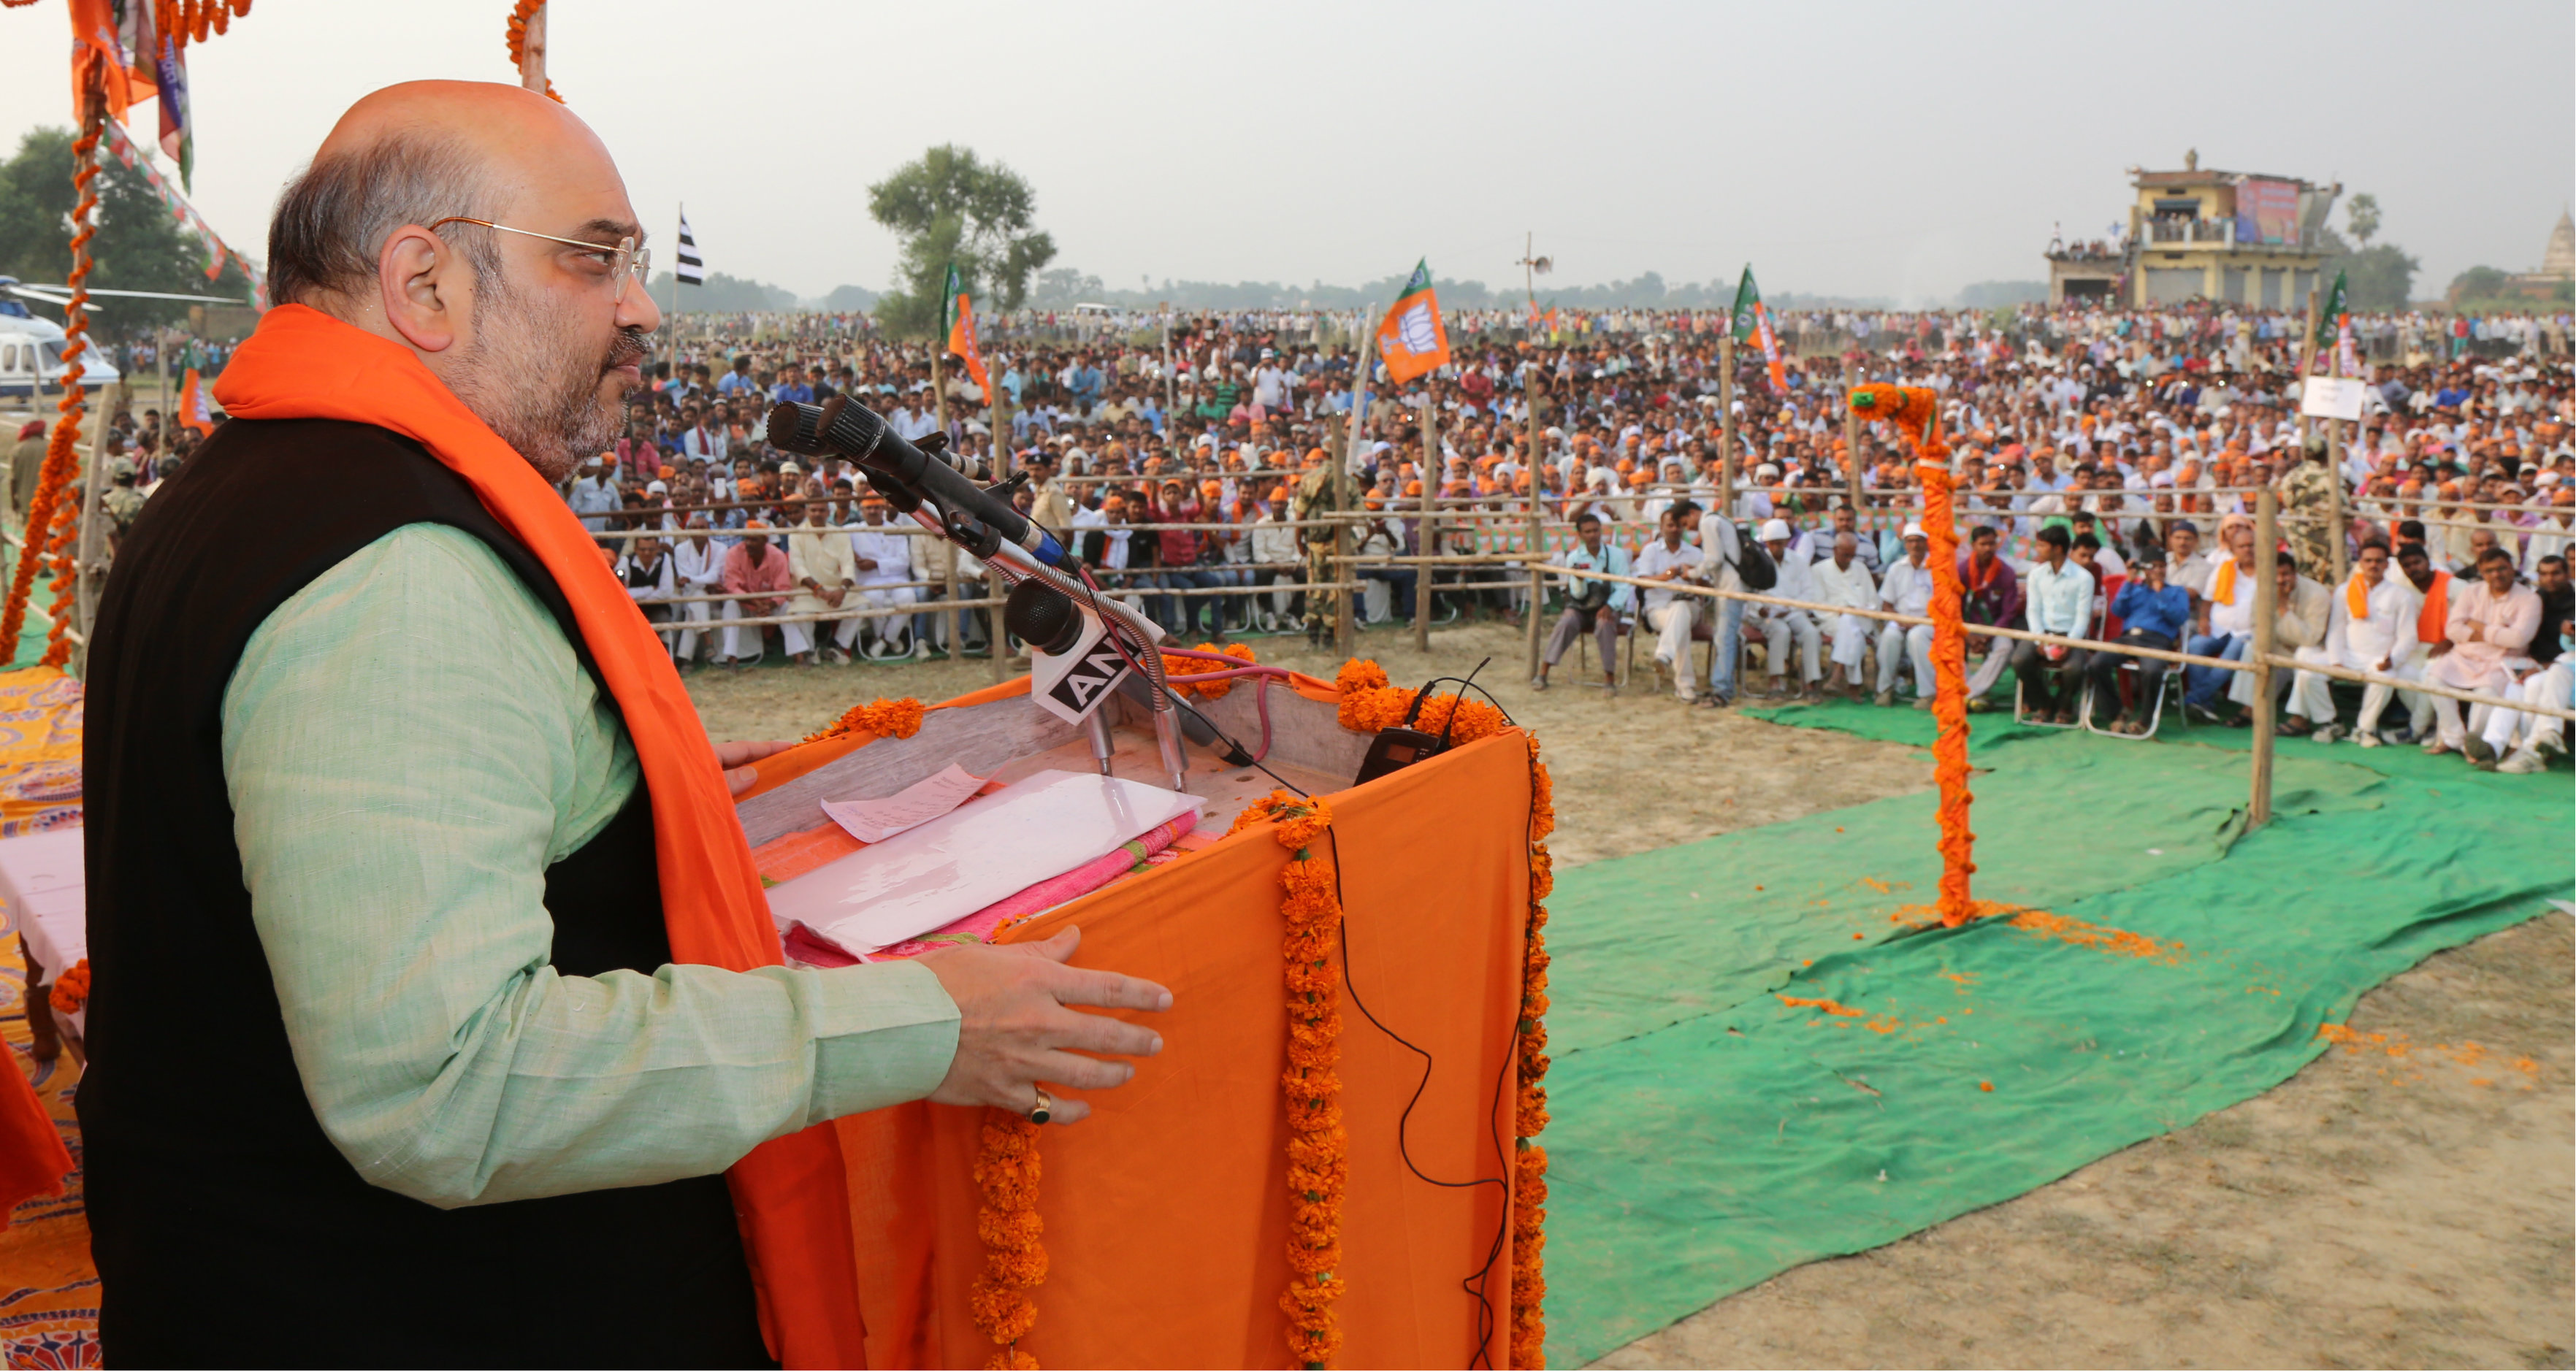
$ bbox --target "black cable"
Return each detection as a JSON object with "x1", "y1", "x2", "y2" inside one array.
[
  {"x1": 1169, "y1": 692, "x2": 1311, "y2": 799},
  {"x1": 1326, "y1": 748, "x2": 1533, "y2": 1369}
]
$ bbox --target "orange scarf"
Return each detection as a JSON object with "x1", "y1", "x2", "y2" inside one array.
[
  {"x1": 215, "y1": 307, "x2": 865, "y2": 1368},
  {"x1": 2345, "y1": 572, "x2": 2370, "y2": 622},
  {"x1": 2209, "y1": 556, "x2": 2238, "y2": 608},
  {"x1": 2415, "y1": 570, "x2": 2450, "y2": 644}
]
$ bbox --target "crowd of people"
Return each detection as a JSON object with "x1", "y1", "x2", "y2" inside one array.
[{"x1": 31, "y1": 297, "x2": 2564, "y2": 773}]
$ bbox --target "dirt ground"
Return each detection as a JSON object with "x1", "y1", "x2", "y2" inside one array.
[{"x1": 688, "y1": 613, "x2": 2576, "y2": 1371}]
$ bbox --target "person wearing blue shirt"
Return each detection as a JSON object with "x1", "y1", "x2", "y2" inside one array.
[
  {"x1": 2085, "y1": 546, "x2": 2192, "y2": 734},
  {"x1": 768, "y1": 362, "x2": 814, "y2": 406},
  {"x1": 714, "y1": 355, "x2": 758, "y2": 396}
]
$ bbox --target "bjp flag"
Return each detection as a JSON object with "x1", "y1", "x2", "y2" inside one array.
[
  {"x1": 177, "y1": 367, "x2": 215, "y2": 435},
  {"x1": 941, "y1": 263, "x2": 990, "y2": 394},
  {"x1": 1375, "y1": 259, "x2": 1451, "y2": 384}
]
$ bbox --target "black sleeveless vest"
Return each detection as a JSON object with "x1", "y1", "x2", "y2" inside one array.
[{"x1": 78, "y1": 418, "x2": 768, "y2": 1368}]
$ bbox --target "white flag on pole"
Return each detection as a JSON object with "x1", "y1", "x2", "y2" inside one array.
[{"x1": 675, "y1": 210, "x2": 703, "y2": 285}]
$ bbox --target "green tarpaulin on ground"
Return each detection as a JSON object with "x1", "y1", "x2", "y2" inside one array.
[{"x1": 1541, "y1": 701, "x2": 2571, "y2": 1365}]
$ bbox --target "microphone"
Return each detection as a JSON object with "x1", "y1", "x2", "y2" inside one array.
[{"x1": 767, "y1": 398, "x2": 1070, "y2": 569}]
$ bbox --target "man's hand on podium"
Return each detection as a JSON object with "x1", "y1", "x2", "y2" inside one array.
[
  {"x1": 919, "y1": 927, "x2": 1173, "y2": 1125},
  {"x1": 718, "y1": 739, "x2": 797, "y2": 796}
]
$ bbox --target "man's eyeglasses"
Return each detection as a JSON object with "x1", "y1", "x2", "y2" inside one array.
[{"x1": 426, "y1": 217, "x2": 650, "y2": 296}]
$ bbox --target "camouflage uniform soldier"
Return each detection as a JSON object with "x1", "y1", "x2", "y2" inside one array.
[
  {"x1": 2279, "y1": 442, "x2": 2341, "y2": 584},
  {"x1": 1291, "y1": 450, "x2": 1342, "y2": 646},
  {"x1": 101, "y1": 457, "x2": 148, "y2": 556}
]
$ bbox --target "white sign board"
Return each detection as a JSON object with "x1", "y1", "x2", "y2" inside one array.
[{"x1": 2301, "y1": 376, "x2": 2366, "y2": 422}]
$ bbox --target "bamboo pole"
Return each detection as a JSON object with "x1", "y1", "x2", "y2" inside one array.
[
  {"x1": 2325, "y1": 415, "x2": 2349, "y2": 588},
  {"x1": 1524, "y1": 365, "x2": 1545, "y2": 678},
  {"x1": 1841, "y1": 356, "x2": 1862, "y2": 510},
  {"x1": 2248, "y1": 489, "x2": 2279, "y2": 828},
  {"x1": 1329, "y1": 412, "x2": 1354, "y2": 656},
  {"x1": 1415, "y1": 392, "x2": 1435, "y2": 652},
  {"x1": 516, "y1": 3, "x2": 548, "y2": 93},
  {"x1": 2294, "y1": 285, "x2": 2319, "y2": 448},
  {"x1": 71, "y1": 394, "x2": 112, "y2": 672},
  {"x1": 1717, "y1": 334, "x2": 1737, "y2": 518}
]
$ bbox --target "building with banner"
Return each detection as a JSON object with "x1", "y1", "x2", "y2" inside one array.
[{"x1": 2047, "y1": 150, "x2": 2340, "y2": 308}]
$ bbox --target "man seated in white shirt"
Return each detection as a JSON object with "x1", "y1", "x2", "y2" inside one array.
[
  {"x1": 2288, "y1": 541, "x2": 2423, "y2": 745},
  {"x1": 1754, "y1": 518, "x2": 1823, "y2": 700},
  {"x1": 846, "y1": 492, "x2": 921, "y2": 659},
  {"x1": 2434, "y1": 548, "x2": 2542, "y2": 760},
  {"x1": 1633, "y1": 506, "x2": 1705, "y2": 702},
  {"x1": 2183, "y1": 517, "x2": 2260, "y2": 725},
  {"x1": 668, "y1": 516, "x2": 723, "y2": 667},
  {"x1": 1812, "y1": 532, "x2": 1879, "y2": 699},
  {"x1": 782, "y1": 496, "x2": 864, "y2": 665},
  {"x1": 1876, "y1": 524, "x2": 1936, "y2": 708}
]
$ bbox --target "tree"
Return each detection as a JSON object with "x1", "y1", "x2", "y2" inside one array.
[
  {"x1": 866, "y1": 145, "x2": 1054, "y2": 337},
  {"x1": 2345, "y1": 193, "x2": 2381, "y2": 248},
  {"x1": 2343, "y1": 245, "x2": 2420, "y2": 310},
  {"x1": 646, "y1": 269, "x2": 796, "y2": 313},
  {"x1": 822, "y1": 284, "x2": 880, "y2": 312},
  {"x1": 0, "y1": 126, "x2": 255, "y2": 340}
]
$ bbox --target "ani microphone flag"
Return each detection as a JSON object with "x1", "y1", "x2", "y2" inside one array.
[
  {"x1": 943, "y1": 264, "x2": 990, "y2": 392},
  {"x1": 674, "y1": 210, "x2": 703, "y2": 286},
  {"x1": 177, "y1": 367, "x2": 215, "y2": 435},
  {"x1": 1375, "y1": 259, "x2": 1451, "y2": 384}
]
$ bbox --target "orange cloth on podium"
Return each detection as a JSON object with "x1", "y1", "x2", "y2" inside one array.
[{"x1": 751, "y1": 711, "x2": 1536, "y2": 1369}]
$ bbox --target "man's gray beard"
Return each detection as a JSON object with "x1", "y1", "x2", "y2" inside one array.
[{"x1": 447, "y1": 273, "x2": 637, "y2": 483}]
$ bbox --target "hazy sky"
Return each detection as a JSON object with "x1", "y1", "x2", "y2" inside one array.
[{"x1": 4, "y1": 0, "x2": 2569, "y2": 305}]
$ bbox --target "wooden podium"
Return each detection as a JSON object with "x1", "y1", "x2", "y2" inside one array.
[{"x1": 738, "y1": 676, "x2": 1538, "y2": 1368}]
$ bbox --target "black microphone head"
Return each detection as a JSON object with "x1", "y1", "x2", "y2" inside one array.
[
  {"x1": 765, "y1": 399, "x2": 892, "y2": 461},
  {"x1": 765, "y1": 402, "x2": 825, "y2": 454},
  {"x1": 1003, "y1": 579, "x2": 1086, "y2": 657}
]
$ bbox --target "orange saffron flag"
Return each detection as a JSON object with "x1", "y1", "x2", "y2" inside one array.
[
  {"x1": 1375, "y1": 258, "x2": 1451, "y2": 385},
  {"x1": 943, "y1": 266, "x2": 990, "y2": 394},
  {"x1": 177, "y1": 367, "x2": 215, "y2": 435}
]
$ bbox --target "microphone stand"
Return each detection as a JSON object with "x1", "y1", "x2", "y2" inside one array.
[{"x1": 894, "y1": 504, "x2": 1193, "y2": 793}]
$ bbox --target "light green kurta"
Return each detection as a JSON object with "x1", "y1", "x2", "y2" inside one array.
[{"x1": 220, "y1": 523, "x2": 958, "y2": 1208}]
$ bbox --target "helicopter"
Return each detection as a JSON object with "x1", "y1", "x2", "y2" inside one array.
[{"x1": 1, "y1": 275, "x2": 248, "y2": 401}]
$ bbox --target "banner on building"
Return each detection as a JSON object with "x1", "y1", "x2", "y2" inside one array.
[{"x1": 2235, "y1": 178, "x2": 2300, "y2": 246}]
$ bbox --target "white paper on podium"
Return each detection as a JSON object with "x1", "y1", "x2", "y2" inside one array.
[
  {"x1": 819, "y1": 764, "x2": 987, "y2": 844},
  {"x1": 768, "y1": 769, "x2": 1204, "y2": 955}
]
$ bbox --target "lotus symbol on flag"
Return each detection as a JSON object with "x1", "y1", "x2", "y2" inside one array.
[{"x1": 1391, "y1": 301, "x2": 1440, "y2": 356}]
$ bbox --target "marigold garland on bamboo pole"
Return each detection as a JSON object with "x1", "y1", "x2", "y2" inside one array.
[
  {"x1": 504, "y1": 0, "x2": 564, "y2": 101},
  {"x1": 1, "y1": 110, "x2": 102, "y2": 663},
  {"x1": 1847, "y1": 386, "x2": 1976, "y2": 924}
]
